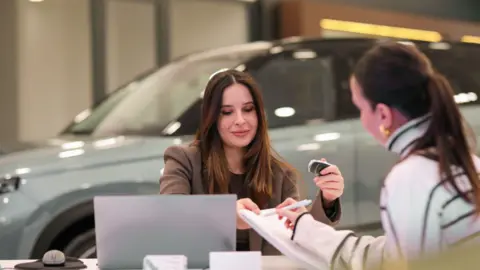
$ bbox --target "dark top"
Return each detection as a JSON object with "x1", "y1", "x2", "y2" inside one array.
[{"x1": 229, "y1": 173, "x2": 250, "y2": 251}]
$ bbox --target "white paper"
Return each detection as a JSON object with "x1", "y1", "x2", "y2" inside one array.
[
  {"x1": 209, "y1": 251, "x2": 261, "y2": 270},
  {"x1": 143, "y1": 255, "x2": 187, "y2": 270},
  {"x1": 239, "y1": 209, "x2": 324, "y2": 270}
]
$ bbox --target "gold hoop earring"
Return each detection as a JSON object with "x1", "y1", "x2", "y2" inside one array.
[{"x1": 379, "y1": 125, "x2": 391, "y2": 138}]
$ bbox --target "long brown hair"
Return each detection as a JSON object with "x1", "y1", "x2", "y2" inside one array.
[
  {"x1": 353, "y1": 42, "x2": 480, "y2": 211},
  {"x1": 193, "y1": 69, "x2": 295, "y2": 206}
]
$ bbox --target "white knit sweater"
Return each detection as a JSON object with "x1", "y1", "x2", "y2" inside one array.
[{"x1": 291, "y1": 115, "x2": 480, "y2": 269}]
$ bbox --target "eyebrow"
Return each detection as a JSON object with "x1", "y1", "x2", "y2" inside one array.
[{"x1": 221, "y1": 101, "x2": 254, "y2": 108}]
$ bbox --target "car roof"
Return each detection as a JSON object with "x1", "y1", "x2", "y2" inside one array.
[
  {"x1": 166, "y1": 36, "x2": 480, "y2": 68},
  {"x1": 273, "y1": 36, "x2": 480, "y2": 51},
  {"x1": 100, "y1": 37, "x2": 480, "y2": 105}
]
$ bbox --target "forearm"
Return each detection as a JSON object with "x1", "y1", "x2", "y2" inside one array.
[
  {"x1": 292, "y1": 214, "x2": 386, "y2": 270},
  {"x1": 159, "y1": 177, "x2": 190, "y2": 194}
]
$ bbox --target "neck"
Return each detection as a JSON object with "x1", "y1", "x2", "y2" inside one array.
[{"x1": 224, "y1": 146, "x2": 245, "y2": 174}]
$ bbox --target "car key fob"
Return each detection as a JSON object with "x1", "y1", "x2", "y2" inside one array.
[{"x1": 308, "y1": 159, "x2": 332, "y2": 176}]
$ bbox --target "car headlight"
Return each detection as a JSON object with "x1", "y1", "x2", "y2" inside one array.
[{"x1": 0, "y1": 175, "x2": 21, "y2": 194}]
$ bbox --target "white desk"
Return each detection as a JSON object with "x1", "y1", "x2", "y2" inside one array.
[{"x1": 0, "y1": 256, "x2": 306, "y2": 270}]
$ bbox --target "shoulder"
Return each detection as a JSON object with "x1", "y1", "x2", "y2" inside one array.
[
  {"x1": 386, "y1": 155, "x2": 437, "y2": 183},
  {"x1": 163, "y1": 143, "x2": 201, "y2": 167},
  {"x1": 271, "y1": 159, "x2": 297, "y2": 181},
  {"x1": 384, "y1": 154, "x2": 439, "y2": 196},
  {"x1": 271, "y1": 159, "x2": 299, "y2": 194}
]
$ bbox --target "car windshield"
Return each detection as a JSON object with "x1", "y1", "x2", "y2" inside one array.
[{"x1": 62, "y1": 44, "x2": 269, "y2": 137}]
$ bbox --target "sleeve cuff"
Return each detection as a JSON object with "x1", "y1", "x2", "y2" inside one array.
[
  {"x1": 291, "y1": 212, "x2": 313, "y2": 241},
  {"x1": 324, "y1": 199, "x2": 339, "y2": 220}
]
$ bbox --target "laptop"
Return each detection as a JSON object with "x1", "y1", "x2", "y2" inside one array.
[{"x1": 94, "y1": 194, "x2": 237, "y2": 269}]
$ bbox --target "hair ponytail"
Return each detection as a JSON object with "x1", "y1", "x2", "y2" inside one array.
[
  {"x1": 354, "y1": 42, "x2": 480, "y2": 211},
  {"x1": 416, "y1": 72, "x2": 480, "y2": 211}
]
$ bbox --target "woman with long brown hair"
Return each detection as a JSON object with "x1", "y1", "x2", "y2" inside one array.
[
  {"x1": 276, "y1": 41, "x2": 480, "y2": 269},
  {"x1": 159, "y1": 69, "x2": 344, "y2": 255}
]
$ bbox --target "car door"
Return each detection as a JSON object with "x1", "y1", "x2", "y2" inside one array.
[{"x1": 248, "y1": 48, "x2": 358, "y2": 229}]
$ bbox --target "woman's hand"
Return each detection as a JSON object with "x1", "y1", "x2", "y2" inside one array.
[
  {"x1": 236, "y1": 198, "x2": 260, "y2": 230},
  {"x1": 314, "y1": 158, "x2": 344, "y2": 205},
  {"x1": 276, "y1": 198, "x2": 309, "y2": 230}
]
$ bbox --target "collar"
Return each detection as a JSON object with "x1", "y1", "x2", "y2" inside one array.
[{"x1": 385, "y1": 114, "x2": 431, "y2": 158}]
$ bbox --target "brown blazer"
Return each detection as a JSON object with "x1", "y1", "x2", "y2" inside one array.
[{"x1": 159, "y1": 144, "x2": 342, "y2": 255}]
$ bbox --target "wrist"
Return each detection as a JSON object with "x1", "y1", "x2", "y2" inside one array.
[
  {"x1": 322, "y1": 197, "x2": 335, "y2": 208},
  {"x1": 291, "y1": 212, "x2": 311, "y2": 240}
]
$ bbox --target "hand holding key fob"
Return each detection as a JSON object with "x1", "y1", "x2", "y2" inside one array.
[{"x1": 308, "y1": 159, "x2": 332, "y2": 176}]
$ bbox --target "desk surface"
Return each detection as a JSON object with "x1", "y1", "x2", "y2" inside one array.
[{"x1": 0, "y1": 256, "x2": 305, "y2": 270}]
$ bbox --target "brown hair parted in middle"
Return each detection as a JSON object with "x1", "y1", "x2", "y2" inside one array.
[{"x1": 192, "y1": 69, "x2": 296, "y2": 206}]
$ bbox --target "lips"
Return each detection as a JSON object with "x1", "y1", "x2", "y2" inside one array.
[{"x1": 232, "y1": 130, "x2": 250, "y2": 137}]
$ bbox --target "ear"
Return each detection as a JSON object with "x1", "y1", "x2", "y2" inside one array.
[{"x1": 375, "y1": 103, "x2": 394, "y2": 129}]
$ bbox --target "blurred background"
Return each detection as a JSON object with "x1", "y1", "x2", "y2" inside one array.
[
  {"x1": 1, "y1": 0, "x2": 479, "y2": 143},
  {"x1": 1, "y1": 0, "x2": 480, "y2": 261}
]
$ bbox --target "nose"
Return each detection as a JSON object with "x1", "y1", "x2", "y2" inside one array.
[{"x1": 235, "y1": 112, "x2": 246, "y2": 126}]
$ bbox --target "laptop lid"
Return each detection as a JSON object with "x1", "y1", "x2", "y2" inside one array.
[{"x1": 94, "y1": 194, "x2": 237, "y2": 269}]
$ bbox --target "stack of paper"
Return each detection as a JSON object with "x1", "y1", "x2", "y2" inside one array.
[
  {"x1": 143, "y1": 255, "x2": 187, "y2": 270},
  {"x1": 239, "y1": 209, "x2": 325, "y2": 270},
  {"x1": 209, "y1": 251, "x2": 262, "y2": 270}
]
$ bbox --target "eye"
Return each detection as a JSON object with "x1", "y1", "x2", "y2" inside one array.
[
  {"x1": 221, "y1": 110, "x2": 233, "y2": 116},
  {"x1": 243, "y1": 105, "x2": 255, "y2": 112}
]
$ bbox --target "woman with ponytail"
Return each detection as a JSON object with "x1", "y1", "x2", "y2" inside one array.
[{"x1": 274, "y1": 41, "x2": 480, "y2": 269}]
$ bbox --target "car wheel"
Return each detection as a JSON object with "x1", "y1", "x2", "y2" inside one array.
[{"x1": 62, "y1": 229, "x2": 97, "y2": 258}]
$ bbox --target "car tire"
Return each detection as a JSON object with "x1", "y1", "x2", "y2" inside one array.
[{"x1": 62, "y1": 229, "x2": 97, "y2": 258}]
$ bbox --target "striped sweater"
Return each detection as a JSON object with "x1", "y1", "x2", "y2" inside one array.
[{"x1": 291, "y1": 115, "x2": 480, "y2": 269}]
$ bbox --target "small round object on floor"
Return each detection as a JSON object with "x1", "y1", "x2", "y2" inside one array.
[{"x1": 42, "y1": 250, "x2": 66, "y2": 266}]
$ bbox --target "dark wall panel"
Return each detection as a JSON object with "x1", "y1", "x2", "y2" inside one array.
[
  {"x1": 259, "y1": 0, "x2": 480, "y2": 40},
  {"x1": 332, "y1": 0, "x2": 480, "y2": 22}
]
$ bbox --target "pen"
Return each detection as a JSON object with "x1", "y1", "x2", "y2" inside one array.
[{"x1": 260, "y1": 199, "x2": 313, "y2": 217}]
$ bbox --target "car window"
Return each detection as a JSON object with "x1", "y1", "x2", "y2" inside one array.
[
  {"x1": 65, "y1": 62, "x2": 181, "y2": 136},
  {"x1": 63, "y1": 45, "x2": 269, "y2": 137},
  {"x1": 425, "y1": 48, "x2": 480, "y2": 105},
  {"x1": 343, "y1": 44, "x2": 480, "y2": 107},
  {"x1": 250, "y1": 52, "x2": 337, "y2": 129},
  {"x1": 66, "y1": 84, "x2": 136, "y2": 135},
  {"x1": 332, "y1": 54, "x2": 361, "y2": 120},
  {"x1": 169, "y1": 51, "x2": 339, "y2": 135},
  {"x1": 111, "y1": 61, "x2": 230, "y2": 136},
  {"x1": 169, "y1": 99, "x2": 202, "y2": 136}
]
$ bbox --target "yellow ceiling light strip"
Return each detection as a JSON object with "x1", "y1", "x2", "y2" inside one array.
[
  {"x1": 319, "y1": 19, "x2": 442, "y2": 42},
  {"x1": 461, "y1": 35, "x2": 480, "y2": 44}
]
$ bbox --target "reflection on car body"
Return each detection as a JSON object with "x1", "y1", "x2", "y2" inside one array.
[{"x1": 0, "y1": 37, "x2": 479, "y2": 259}]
